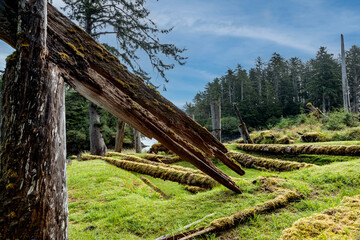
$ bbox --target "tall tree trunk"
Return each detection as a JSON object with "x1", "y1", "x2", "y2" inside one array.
[
  {"x1": 210, "y1": 101, "x2": 221, "y2": 141},
  {"x1": 115, "y1": 120, "x2": 126, "y2": 152},
  {"x1": 134, "y1": 129, "x2": 142, "y2": 153},
  {"x1": 322, "y1": 93, "x2": 326, "y2": 113},
  {"x1": 355, "y1": 75, "x2": 359, "y2": 114},
  {"x1": 341, "y1": 34, "x2": 351, "y2": 112},
  {"x1": 0, "y1": 0, "x2": 68, "y2": 238},
  {"x1": 89, "y1": 102, "x2": 107, "y2": 155},
  {"x1": 241, "y1": 78, "x2": 244, "y2": 101},
  {"x1": 85, "y1": 6, "x2": 107, "y2": 156}
]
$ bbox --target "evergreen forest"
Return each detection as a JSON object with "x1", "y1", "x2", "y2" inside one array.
[{"x1": 184, "y1": 46, "x2": 360, "y2": 139}]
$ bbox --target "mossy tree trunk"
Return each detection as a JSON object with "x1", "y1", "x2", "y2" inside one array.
[
  {"x1": 0, "y1": 0, "x2": 68, "y2": 238},
  {"x1": 89, "y1": 102, "x2": 107, "y2": 155},
  {"x1": 0, "y1": 2, "x2": 244, "y2": 193}
]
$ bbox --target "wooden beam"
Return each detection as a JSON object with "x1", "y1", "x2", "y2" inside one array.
[{"x1": 0, "y1": 1, "x2": 245, "y2": 192}]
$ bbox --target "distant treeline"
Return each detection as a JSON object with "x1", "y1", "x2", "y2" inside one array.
[{"x1": 184, "y1": 46, "x2": 360, "y2": 138}]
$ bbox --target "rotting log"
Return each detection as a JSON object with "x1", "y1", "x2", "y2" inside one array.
[
  {"x1": 233, "y1": 103, "x2": 253, "y2": 144},
  {"x1": 0, "y1": 0, "x2": 68, "y2": 238},
  {"x1": 159, "y1": 177, "x2": 304, "y2": 240},
  {"x1": 0, "y1": 1, "x2": 244, "y2": 192},
  {"x1": 104, "y1": 152, "x2": 201, "y2": 174},
  {"x1": 81, "y1": 154, "x2": 217, "y2": 189},
  {"x1": 227, "y1": 151, "x2": 317, "y2": 172},
  {"x1": 140, "y1": 176, "x2": 172, "y2": 199},
  {"x1": 235, "y1": 143, "x2": 360, "y2": 156},
  {"x1": 142, "y1": 153, "x2": 182, "y2": 164},
  {"x1": 306, "y1": 102, "x2": 324, "y2": 119}
]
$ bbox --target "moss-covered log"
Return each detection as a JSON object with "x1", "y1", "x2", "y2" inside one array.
[
  {"x1": 105, "y1": 152, "x2": 200, "y2": 174},
  {"x1": 0, "y1": 0, "x2": 243, "y2": 193},
  {"x1": 279, "y1": 195, "x2": 360, "y2": 240},
  {"x1": 141, "y1": 153, "x2": 182, "y2": 164},
  {"x1": 140, "y1": 176, "x2": 171, "y2": 199},
  {"x1": 236, "y1": 143, "x2": 360, "y2": 156},
  {"x1": 160, "y1": 177, "x2": 304, "y2": 240},
  {"x1": 81, "y1": 154, "x2": 217, "y2": 189},
  {"x1": 226, "y1": 151, "x2": 317, "y2": 172}
]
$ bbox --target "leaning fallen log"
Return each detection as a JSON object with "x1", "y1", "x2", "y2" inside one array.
[
  {"x1": 159, "y1": 177, "x2": 304, "y2": 240},
  {"x1": 0, "y1": 1, "x2": 243, "y2": 192},
  {"x1": 236, "y1": 144, "x2": 360, "y2": 156},
  {"x1": 81, "y1": 154, "x2": 217, "y2": 189},
  {"x1": 226, "y1": 151, "x2": 317, "y2": 172}
]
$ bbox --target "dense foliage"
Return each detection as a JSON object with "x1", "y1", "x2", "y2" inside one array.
[{"x1": 184, "y1": 46, "x2": 360, "y2": 139}]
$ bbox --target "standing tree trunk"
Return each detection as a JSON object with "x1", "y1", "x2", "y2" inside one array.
[
  {"x1": 210, "y1": 101, "x2": 221, "y2": 141},
  {"x1": 134, "y1": 129, "x2": 142, "y2": 153},
  {"x1": 341, "y1": 34, "x2": 351, "y2": 112},
  {"x1": 115, "y1": 120, "x2": 126, "y2": 152},
  {"x1": 85, "y1": 6, "x2": 107, "y2": 156},
  {"x1": 89, "y1": 102, "x2": 107, "y2": 155},
  {"x1": 0, "y1": 0, "x2": 68, "y2": 238}
]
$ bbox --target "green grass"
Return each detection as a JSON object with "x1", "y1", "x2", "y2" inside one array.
[{"x1": 67, "y1": 148, "x2": 360, "y2": 239}]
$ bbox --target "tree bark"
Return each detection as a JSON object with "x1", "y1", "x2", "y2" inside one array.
[
  {"x1": 114, "y1": 119, "x2": 126, "y2": 152},
  {"x1": 0, "y1": 2, "x2": 244, "y2": 193},
  {"x1": 341, "y1": 34, "x2": 351, "y2": 112},
  {"x1": 0, "y1": 0, "x2": 68, "y2": 238},
  {"x1": 210, "y1": 101, "x2": 221, "y2": 141},
  {"x1": 89, "y1": 101, "x2": 107, "y2": 155},
  {"x1": 134, "y1": 128, "x2": 142, "y2": 153}
]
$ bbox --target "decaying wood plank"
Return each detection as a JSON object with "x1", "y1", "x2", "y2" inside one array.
[{"x1": 0, "y1": 1, "x2": 244, "y2": 192}]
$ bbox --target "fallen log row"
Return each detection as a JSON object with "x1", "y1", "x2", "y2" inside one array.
[
  {"x1": 81, "y1": 154, "x2": 217, "y2": 189},
  {"x1": 142, "y1": 153, "x2": 182, "y2": 164},
  {"x1": 226, "y1": 151, "x2": 317, "y2": 172},
  {"x1": 0, "y1": 1, "x2": 243, "y2": 193},
  {"x1": 105, "y1": 152, "x2": 201, "y2": 174},
  {"x1": 140, "y1": 176, "x2": 172, "y2": 199},
  {"x1": 279, "y1": 195, "x2": 360, "y2": 240},
  {"x1": 236, "y1": 143, "x2": 360, "y2": 156},
  {"x1": 160, "y1": 177, "x2": 304, "y2": 240}
]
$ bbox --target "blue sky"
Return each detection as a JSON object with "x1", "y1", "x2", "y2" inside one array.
[{"x1": 1, "y1": 0, "x2": 360, "y2": 108}]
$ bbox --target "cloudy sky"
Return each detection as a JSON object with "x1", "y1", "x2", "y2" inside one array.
[{"x1": 1, "y1": 0, "x2": 360, "y2": 108}]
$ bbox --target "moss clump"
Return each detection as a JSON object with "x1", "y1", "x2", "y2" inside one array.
[
  {"x1": 67, "y1": 29, "x2": 76, "y2": 34},
  {"x1": 227, "y1": 151, "x2": 317, "y2": 172},
  {"x1": 58, "y1": 52, "x2": 70, "y2": 61},
  {"x1": 71, "y1": 155, "x2": 77, "y2": 159},
  {"x1": 184, "y1": 186, "x2": 208, "y2": 194},
  {"x1": 6, "y1": 183, "x2": 14, "y2": 190},
  {"x1": 149, "y1": 143, "x2": 173, "y2": 155},
  {"x1": 65, "y1": 42, "x2": 84, "y2": 58},
  {"x1": 277, "y1": 136, "x2": 293, "y2": 144},
  {"x1": 5, "y1": 52, "x2": 17, "y2": 63},
  {"x1": 301, "y1": 132, "x2": 326, "y2": 142},
  {"x1": 279, "y1": 195, "x2": 360, "y2": 240},
  {"x1": 141, "y1": 154, "x2": 182, "y2": 164}
]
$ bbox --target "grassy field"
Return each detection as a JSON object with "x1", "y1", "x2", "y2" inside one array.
[{"x1": 67, "y1": 144, "x2": 360, "y2": 239}]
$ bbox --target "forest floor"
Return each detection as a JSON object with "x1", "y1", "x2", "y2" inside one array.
[{"x1": 67, "y1": 141, "x2": 360, "y2": 239}]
